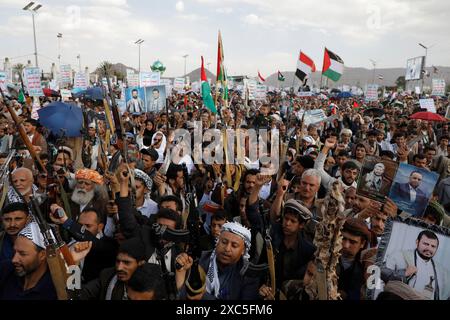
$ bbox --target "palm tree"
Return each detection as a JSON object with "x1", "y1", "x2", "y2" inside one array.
[
  {"x1": 12, "y1": 63, "x2": 25, "y2": 82},
  {"x1": 99, "y1": 61, "x2": 113, "y2": 77}
]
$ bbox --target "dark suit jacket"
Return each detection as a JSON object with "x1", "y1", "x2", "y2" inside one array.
[
  {"x1": 390, "y1": 182, "x2": 428, "y2": 216},
  {"x1": 78, "y1": 267, "x2": 124, "y2": 300},
  {"x1": 62, "y1": 219, "x2": 118, "y2": 283}
]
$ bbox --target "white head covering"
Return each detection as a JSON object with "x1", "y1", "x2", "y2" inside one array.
[
  {"x1": 18, "y1": 222, "x2": 46, "y2": 249},
  {"x1": 151, "y1": 131, "x2": 167, "y2": 164},
  {"x1": 206, "y1": 222, "x2": 252, "y2": 298}
]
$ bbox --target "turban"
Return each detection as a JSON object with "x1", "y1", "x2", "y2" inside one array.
[
  {"x1": 75, "y1": 169, "x2": 104, "y2": 185},
  {"x1": 221, "y1": 222, "x2": 252, "y2": 259},
  {"x1": 18, "y1": 222, "x2": 46, "y2": 249}
]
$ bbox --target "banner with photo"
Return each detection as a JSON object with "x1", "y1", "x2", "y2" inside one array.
[
  {"x1": 24, "y1": 67, "x2": 43, "y2": 97},
  {"x1": 145, "y1": 85, "x2": 166, "y2": 113},
  {"x1": 405, "y1": 56, "x2": 424, "y2": 81},
  {"x1": 125, "y1": 87, "x2": 146, "y2": 113},
  {"x1": 370, "y1": 218, "x2": 450, "y2": 300},
  {"x1": 388, "y1": 163, "x2": 438, "y2": 217}
]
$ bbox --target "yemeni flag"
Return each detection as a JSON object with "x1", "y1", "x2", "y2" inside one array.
[
  {"x1": 201, "y1": 56, "x2": 217, "y2": 114},
  {"x1": 258, "y1": 71, "x2": 265, "y2": 83},
  {"x1": 216, "y1": 31, "x2": 228, "y2": 102},
  {"x1": 296, "y1": 51, "x2": 316, "y2": 82},
  {"x1": 278, "y1": 71, "x2": 285, "y2": 81},
  {"x1": 322, "y1": 48, "x2": 344, "y2": 82}
]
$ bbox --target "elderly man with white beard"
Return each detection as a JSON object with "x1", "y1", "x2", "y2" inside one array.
[
  {"x1": 69, "y1": 169, "x2": 109, "y2": 222},
  {"x1": 3, "y1": 168, "x2": 38, "y2": 208}
]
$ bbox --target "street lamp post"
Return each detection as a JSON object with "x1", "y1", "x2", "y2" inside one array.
[
  {"x1": 135, "y1": 39, "x2": 144, "y2": 74},
  {"x1": 57, "y1": 33, "x2": 62, "y2": 68},
  {"x1": 369, "y1": 59, "x2": 377, "y2": 84},
  {"x1": 182, "y1": 54, "x2": 189, "y2": 78},
  {"x1": 77, "y1": 54, "x2": 81, "y2": 72},
  {"x1": 23, "y1": 2, "x2": 42, "y2": 67}
]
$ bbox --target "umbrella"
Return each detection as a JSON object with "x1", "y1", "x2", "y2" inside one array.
[
  {"x1": 410, "y1": 111, "x2": 446, "y2": 122},
  {"x1": 73, "y1": 87, "x2": 104, "y2": 101},
  {"x1": 37, "y1": 101, "x2": 84, "y2": 137},
  {"x1": 363, "y1": 108, "x2": 384, "y2": 117},
  {"x1": 43, "y1": 88, "x2": 60, "y2": 97},
  {"x1": 337, "y1": 91, "x2": 352, "y2": 99}
]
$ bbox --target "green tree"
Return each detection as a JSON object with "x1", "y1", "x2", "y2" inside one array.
[{"x1": 395, "y1": 76, "x2": 406, "y2": 89}]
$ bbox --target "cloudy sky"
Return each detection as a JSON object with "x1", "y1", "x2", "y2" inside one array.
[{"x1": 0, "y1": 0, "x2": 449, "y2": 77}]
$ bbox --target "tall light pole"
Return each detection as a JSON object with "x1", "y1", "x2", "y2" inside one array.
[
  {"x1": 77, "y1": 54, "x2": 81, "y2": 72},
  {"x1": 369, "y1": 59, "x2": 377, "y2": 84},
  {"x1": 23, "y1": 2, "x2": 42, "y2": 67},
  {"x1": 135, "y1": 39, "x2": 144, "y2": 73},
  {"x1": 57, "y1": 33, "x2": 62, "y2": 68},
  {"x1": 182, "y1": 54, "x2": 189, "y2": 77},
  {"x1": 418, "y1": 43, "x2": 435, "y2": 91}
]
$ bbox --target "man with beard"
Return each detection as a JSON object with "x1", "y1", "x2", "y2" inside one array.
[
  {"x1": 69, "y1": 169, "x2": 108, "y2": 221},
  {"x1": 4, "y1": 167, "x2": 37, "y2": 207},
  {"x1": 175, "y1": 222, "x2": 260, "y2": 300},
  {"x1": 382, "y1": 230, "x2": 450, "y2": 300},
  {"x1": 0, "y1": 203, "x2": 30, "y2": 263},
  {"x1": 78, "y1": 237, "x2": 146, "y2": 300},
  {"x1": 362, "y1": 163, "x2": 391, "y2": 194},
  {"x1": 315, "y1": 137, "x2": 361, "y2": 191},
  {"x1": 0, "y1": 222, "x2": 91, "y2": 300}
]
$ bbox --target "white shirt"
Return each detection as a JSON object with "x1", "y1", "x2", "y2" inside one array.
[
  {"x1": 148, "y1": 249, "x2": 173, "y2": 272},
  {"x1": 409, "y1": 184, "x2": 417, "y2": 202},
  {"x1": 137, "y1": 197, "x2": 159, "y2": 218},
  {"x1": 412, "y1": 254, "x2": 435, "y2": 298}
]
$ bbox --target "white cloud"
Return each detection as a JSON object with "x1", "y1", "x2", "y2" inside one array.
[
  {"x1": 175, "y1": 1, "x2": 185, "y2": 12},
  {"x1": 242, "y1": 14, "x2": 263, "y2": 25}
]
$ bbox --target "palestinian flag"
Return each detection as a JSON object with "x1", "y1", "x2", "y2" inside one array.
[
  {"x1": 216, "y1": 31, "x2": 228, "y2": 102},
  {"x1": 278, "y1": 71, "x2": 285, "y2": 81},
  {"x1": 296, "y1": 51, "x2": 316, "y2": 82},
  {"x1": 258, "y1": 71, "x2": 265, "y2": 83},
  {"x1": 201, "y1": 56, "x2": 217, "y2": 114},
  {"x1": 322, "y1": 48, "x2": 344, "y2": 82}
]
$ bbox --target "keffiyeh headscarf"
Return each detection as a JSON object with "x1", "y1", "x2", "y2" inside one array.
[
  {"x1": 7, "y1": 185, "x2": 38, "y2": 204},
  {"x1": 75, "y1": 169, "x2": 104, "y2": 185},
  {"x1": 18, "y1": 221, "x2": 46, "y2": 249},
  {"x1": 206, "y1": 222, "x2": 252, "y2": 298},
  {"x1": 134, "y1": 169, "x2": 153, "y2": 191}
]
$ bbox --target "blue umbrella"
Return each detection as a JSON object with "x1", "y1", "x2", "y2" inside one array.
[
  {"x1": 72, "y1": 87, "x2": 104, "y2": 101},
  {"x1": 337, "y1": 91, "x2": 352, "y2": 99},
  {"x1": 37, "y1": 102, "x2": 83, "y2": 137}
]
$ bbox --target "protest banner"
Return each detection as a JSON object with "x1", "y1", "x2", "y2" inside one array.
[
  {"x1": 365, "y1": 84, "x2": 379, "y2": 102},
  {"x1": 255, "y1": 84, "x2": 267, "y2": 100},
  {"x1": 419, "y1": 98, "x2": 436, "y2": 113},
  {"x1": 74, "y1": 72, "x2": 88, "y2": 90},
  {"x1": 24, "y1": 67, "x2": 43, "y2": 97},
  {"x1": 60, "y1": 89, "x2": 72, "y2": 101},
  {"x1": 173, "y1": 77, "x2": 185, "y2": 91},
  {"x1": 432, "y1": 79, "x2": 446, "y2": 96},
  {"x1": 140, "y1": 72, "x2": 160, "y2": 87},
  {"x1": 60, "y1": 64, "x2": 72, "y2": 87}
]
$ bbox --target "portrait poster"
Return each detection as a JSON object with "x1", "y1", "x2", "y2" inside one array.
[
  {"x1": 388, "y1": 163, "x2": 438, "y2": 217},
  {"x1": 356, "y1": 156, "x2": 399, "y2": 203},
  {"x1": 125, "y1": 87, "x2": 146, "y2": 113},
  {"x1": 144, "y1": 85, "x2": 166, "y2": 113},
  {"x1": 370, "y1": 218, "x2": 450, "y2": 300}
]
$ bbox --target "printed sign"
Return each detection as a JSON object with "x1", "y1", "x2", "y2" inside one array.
[{"x1": 24, "y1": 67, "x2": 43, "y2": 97}]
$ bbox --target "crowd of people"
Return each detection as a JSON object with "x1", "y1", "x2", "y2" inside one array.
[{"x1": 0, "y1": 84, "x2": 449, "y2": 301}]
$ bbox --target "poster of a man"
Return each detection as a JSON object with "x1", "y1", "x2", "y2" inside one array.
[
  {"x1": 377, "y1": 220, "x2": 450, "y2": 300},
  {"x1": 357, "y1": 156, "x2": 398, "y2": 202},
  {"x1": 389, "y1": 163, "x2": 438, "y2": 217},
  {"x1": 125, "y1": 87, "x2": 145, "y2": 113},
  {"x1": 145, "y1": 85, "x2": 166, "y2": 113}
]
